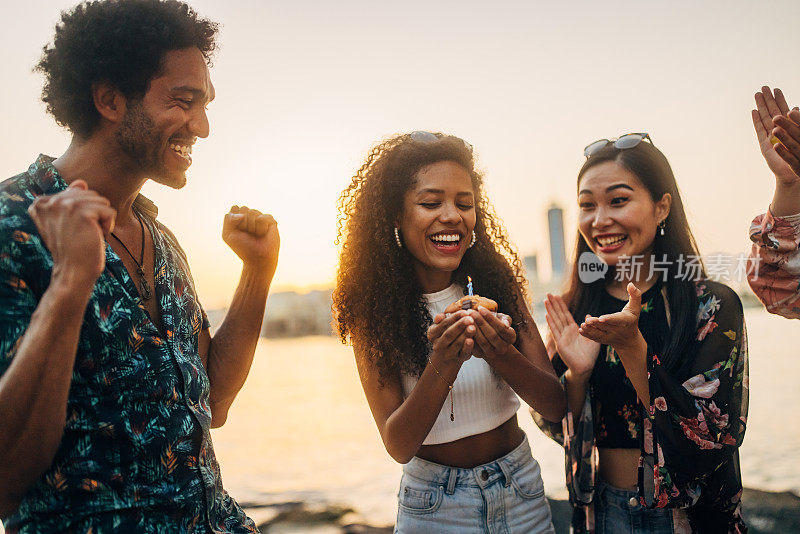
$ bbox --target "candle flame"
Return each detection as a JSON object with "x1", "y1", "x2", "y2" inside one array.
[{"x1": 467, "y1": 276, "x2": 472, "y2": 283}]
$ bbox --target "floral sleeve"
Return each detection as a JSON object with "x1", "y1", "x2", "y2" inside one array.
[
  {"x1": 531, "y1": 351, "x2": 596, "y2": 524},
  {"x1": 748, "y1": 210, "x2": 800, "y2": 318},
  {"x1": 641, "y1": 282, "x2": 748, "y2": 529}
]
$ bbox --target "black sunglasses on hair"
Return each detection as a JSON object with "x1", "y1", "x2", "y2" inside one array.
[
  {"x1": 409, "y1": 130, "x2": 473, "y2": 153},
  {"x1": 583, "y1": 133, "x2": 653, "y2": 158}
]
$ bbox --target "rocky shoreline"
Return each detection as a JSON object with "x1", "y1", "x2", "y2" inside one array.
[{"x1": 243, "y1": 488, "x2": 800, "y2": 533}]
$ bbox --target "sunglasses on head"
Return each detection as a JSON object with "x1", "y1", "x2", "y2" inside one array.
[
  {"x1": 583, "y1": 133, "x2": 653, "y2": 158},
  {"x1": 409, "y1": 130, "x2": 473, "y2": 153}
]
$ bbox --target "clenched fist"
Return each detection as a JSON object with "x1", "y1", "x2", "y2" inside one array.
[
  {"x1": 222, "y1": 205, "x2": 280, "y2": 281},
  {"x1": 27, "y1": 180, "x2": 116, "y2": 291}
]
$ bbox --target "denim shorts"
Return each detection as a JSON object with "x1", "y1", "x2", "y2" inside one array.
[
  {"x1": 394, "y1": 436, "x2": 555, "y2": 534},
  {"x1": 594, "y1": 480, "x2": 677, "y2": 534}
]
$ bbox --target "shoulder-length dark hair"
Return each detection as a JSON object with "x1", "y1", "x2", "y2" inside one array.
[
  {"x1": 563, "y1": 141, "x2": 705, "y2": 375},
  {"x1": 333, "y1": 133, "x2": 528, "y2": 382}
]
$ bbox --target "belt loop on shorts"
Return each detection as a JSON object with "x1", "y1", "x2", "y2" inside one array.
[
  {"x1": 497, "y1": 459, "x2": 512, "y2": 487},
  {"x1": 445, "y1": 467, "x2": 458, "y2": 495}
]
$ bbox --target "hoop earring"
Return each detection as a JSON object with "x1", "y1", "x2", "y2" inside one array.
[
  {"x1": 658, "y1": 220, "x2": 666, "y2": 236},
  {"x1": 468, "y1": 232, "x2": 476, "y2": 248},
  {"x1": 394, "y1": 227, "x2": 403, "y2": 248}
]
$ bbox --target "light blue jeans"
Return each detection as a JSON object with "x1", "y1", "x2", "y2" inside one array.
[
  {"x1": 594, "y1": 480, "x2": 674, "y2": 534},
  {"x1": 394, "y1": 437, "x2": 555, "y2": 534}
]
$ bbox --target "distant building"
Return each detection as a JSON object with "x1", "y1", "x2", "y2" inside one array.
[
  {"x1": 523, "y1": 254, "x2": 539, "y2": 284},
  {"x1": 548, "y1": 203, "x2": 567, "y2": 282},
  {"x1": 261, "y1": 289, "x2": 334, "y2": 338}
]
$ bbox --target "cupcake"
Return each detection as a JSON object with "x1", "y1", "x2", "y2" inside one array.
[{"x1": 444, "y1": 295, "x2": 498, "y2": 314}]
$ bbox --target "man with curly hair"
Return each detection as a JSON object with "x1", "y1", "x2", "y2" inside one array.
[{"x1": 0, "y1": 1, "x2": 278, "y2": 532}]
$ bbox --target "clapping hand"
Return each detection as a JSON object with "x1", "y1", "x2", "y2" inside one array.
[
  {"x1": 544, "y1": 293, "x2": 600, "y2": 376},
  {"x1": 753, "y1": 86, "x2": 800, "y2": 185},
  {"x1": 578, "y1": 282, "x2": 644, "y2": 352}
]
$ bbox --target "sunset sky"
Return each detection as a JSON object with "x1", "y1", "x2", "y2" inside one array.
[{"x1": 2, "y1": 0, "x2": 799, "y2": 308}]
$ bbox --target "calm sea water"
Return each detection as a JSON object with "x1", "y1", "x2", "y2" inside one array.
[
  {"x1": 209, "y1": 307, "x2": 799, "y2": 527},
  {"x1": 1, "y1": 308, "x2": 796, "y2": 532}
]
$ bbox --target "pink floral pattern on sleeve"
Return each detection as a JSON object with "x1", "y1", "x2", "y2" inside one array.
[{"x1": 748, "y1": 210, "x2": 800, "y2": 318}]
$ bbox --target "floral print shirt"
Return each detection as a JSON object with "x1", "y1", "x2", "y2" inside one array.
[
  {"x1": 0, "y1": 156, "x2": 257, "y2": 534},
  {"x1": 533, "y1": 280, "x2": 749, "y2": 534},
  {"x1": 748, "y1": 209, "x2": 800, "y2": 319}
]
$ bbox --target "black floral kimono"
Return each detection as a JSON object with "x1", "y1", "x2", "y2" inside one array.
[{"x1": 533, "y1": 280, "x2": 749, "y2": 533}]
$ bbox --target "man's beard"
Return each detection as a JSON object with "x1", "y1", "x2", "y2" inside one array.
[{"x1": 115, "y1": 101, "x2": 185, "y2": 189}]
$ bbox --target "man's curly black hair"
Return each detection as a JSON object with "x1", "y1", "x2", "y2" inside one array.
[{"x1": 36, "y1": 0, "x2": 219, "y2": 138}]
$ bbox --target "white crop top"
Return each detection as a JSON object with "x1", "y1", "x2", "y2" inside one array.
[{"x1": 401, "y1": 283, "x2": 521, "y2": 445}]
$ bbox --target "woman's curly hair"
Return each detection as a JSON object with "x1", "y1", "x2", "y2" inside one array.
[
  {"x1": 35, "y1": 0, "x2": 219, "y2": 138},
  {"x1": 333, "y1": 133, "x2": 529, "y2": 383}
]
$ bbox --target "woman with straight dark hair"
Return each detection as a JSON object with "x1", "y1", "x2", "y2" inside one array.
[
  {"x1": 334, "y1": 132, "x2": 565, "y2": 533},
  {"x1": 532, "y1": 135, "x2": 748, "y2": 533}
]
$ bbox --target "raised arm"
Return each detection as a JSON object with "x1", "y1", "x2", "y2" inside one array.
[
  {"x1": 579, "y1": 283, "x2": 649, "y2": 405},
  {"x1": 752, "y1": 86, "x2": 800, "y2": 217},
  {"x1": 543, "y1": 292, "x2": 601, "y2": 419},
  {"x1": 355, "y1": 311, "x2": 475, "y2": 464},
  {"x1": 0, "y1": 181, "x2": 114, "y2": 516},
  {"x1": 531, "y1": 292, "x2": 601, "y2": 506},
  {"x1": 200, "y1": 206, "x2": 279, "y2": 428},
  {"x1": 748, "y1": 86, "x2": 800, "y2": 318}
]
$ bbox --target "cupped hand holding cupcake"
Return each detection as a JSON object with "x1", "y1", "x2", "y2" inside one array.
[{"x1": 431, "y1": 290, "x2": 515, "y2": 362}]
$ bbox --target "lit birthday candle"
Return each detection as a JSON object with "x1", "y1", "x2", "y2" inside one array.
[{"x1": 467, "y1": 276, "x2": 473, "y2": 296}]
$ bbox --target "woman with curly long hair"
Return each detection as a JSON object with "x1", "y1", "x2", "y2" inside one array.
[
  {"x1": 333, "y1": 131, "x2": 565, "y2": 533},
  {"x1": 532, "y1": 135, "x2": 748, "y2": 533}
]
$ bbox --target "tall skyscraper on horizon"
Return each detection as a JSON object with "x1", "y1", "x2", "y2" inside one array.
[
  {"x1": 548, "y1": 203, "x2": 567, "y2": 282},
  {"x1": 523, "y1": 254, "x2": 539, "y2": 285}
]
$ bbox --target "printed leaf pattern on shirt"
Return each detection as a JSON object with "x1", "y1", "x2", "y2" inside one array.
[{"x1": 0, "y1": 156, "x2": 258, "y2": 534}]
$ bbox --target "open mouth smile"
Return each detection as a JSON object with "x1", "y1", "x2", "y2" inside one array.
[
  {"x1": 428, "y1": 232, "x2": 463, "y2": 253},
  {"x1": 168, "y1": 140, "x2": 193, "y2": 164},
  {"x1": 594, "y1": 233, "x2": 627, "y2": 252}
]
